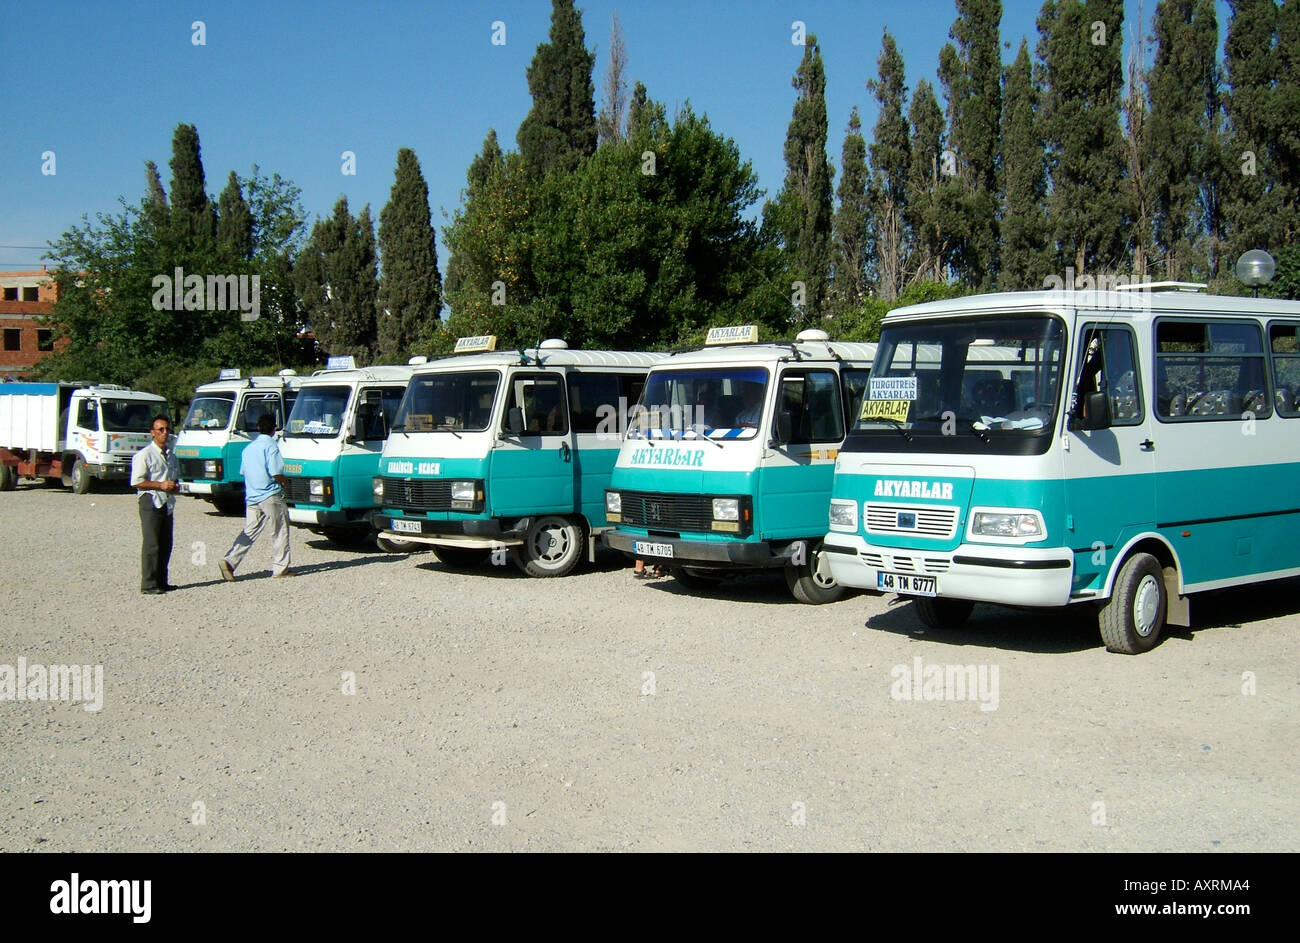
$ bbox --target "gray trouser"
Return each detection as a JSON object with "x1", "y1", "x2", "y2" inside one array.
[{"x1": 223, "y1": 494, "x2": 290, "y2": 574}]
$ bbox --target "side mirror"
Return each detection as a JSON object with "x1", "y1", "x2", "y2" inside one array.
[
  {"x1": 507, "y1": 407, "x2": 525, "y2": 435},
  {"x1": 773, "y1": 409, "x2": 792, "y2": 445},
  {"x1": 1077, "y1": 391, "x2": 1111, "y2": 431}
]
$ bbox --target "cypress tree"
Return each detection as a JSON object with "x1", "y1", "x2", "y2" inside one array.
[
  {"x1": 143, "y1": 160, "x2": 168, "y2": 234},
  {"x1": 905, "y1": 79, "x2": 952, "y2": 285},
  {"x1": 764, "y1": 33, "x2": 834, "y2": 326},
  {"x1": 167, "y1": 123, "x2": 215, "y2": 248},
  {"x1": 1222, "y1": 0, "x2": 1279, "y2": 264},
  {"x1": 937, "y1": 0, "x2": 1002, "y2": 288},
  {"x1": 596, "y1": 11, "x2": 629, "y2": 146},
  {"x1": 517, "y1": 0, "x2": 597, "y2": 177},
  {"x1": 216, "y1": 171, "x2": 254, "y2": 262},
  {"x1": 1274, "y1": 0, "x2": 1300, "y2": 245},
  {"x1": 377, "y1": 148, "x2": 442, "y2": 362},
  {"x1": 296, "y1": 198, "x2": 379, "y2": 362},
  {"x1": 867, "y1": 32, "x2": 911, "y2": 301},
  {"x1": 999, "y1": 39, "x2": 1050, "y2": 289},
  {"x1": 1038, "y1": 0, "x2": 1130, "y2": 275},
  {"x1": 1144, "y1": 0, "x2": 1220, "y2": 280},
  {"x1": 833, "y1": 107, "x2": 871, "y2": 311}
]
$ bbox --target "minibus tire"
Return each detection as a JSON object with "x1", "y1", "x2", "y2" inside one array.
[
  {"x1": 70, "y1": 458, "x2": 92, "y2": 494},
  {"x1": 913, "y1": 596, "x2": 974, "y2": 629},
  {"x1": 785, "y1": 552, "x2": 846, "y2": 604},
  {"x1": 670, "y1": 565, "x2": 725, "y2": 590},
  {"x1": 0, "y1": 463, "x2": 14, "y2": 491},
  {"x1": 323, "y1": 527, "x2": 374, "y2": 548},
  {"x1": 1098, "y1": 552, "x2": 1166, "y2": 655},
  {"x1": 376, "y1": 534, "x2": 423, "y2": 553},
  {"x1": 433, "y1": 546, "x2": 489, "y2": 568},
  {"x1": 513, "y1": 516, "x2": 585, "y2": 577}
]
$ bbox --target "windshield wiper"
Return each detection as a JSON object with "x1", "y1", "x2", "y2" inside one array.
[{"x1": 866, "y1": 417, "x2": 912, "y2": 441}]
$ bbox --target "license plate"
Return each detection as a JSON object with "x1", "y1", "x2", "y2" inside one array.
[
  {"x1": 177, "y1": 482, "x2": 192, "y2": 495},
  {"x1": 390, "y1": 519, "x2": 422, "y2": 534},
  {"x1": 877, "y1": 571, "x2": 937, "y2": 596},
  {"x1": 634, "y1": 541, "x2": 674, "y2": 558}
]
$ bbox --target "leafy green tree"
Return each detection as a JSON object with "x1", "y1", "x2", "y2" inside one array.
[
  {"x1": 867, "y1": 32, "x2": 911, "y2": 300},
  {"x1": 937, "y1": 0, "x2": 1002, "y2": 288},
  {"x1": 1038, "y1": 0, "x2": 1130, "y2": 275},
  {"x1": 833, "y1": 107, "x2": 871, "y2": 312},
  {"x1": 1274, "y1": 0, "x2": 1300, "y2": 246},
  {"x1": 517, "y1": 0, "x2": 597, "y2": 178},
  {"x1": 377, "y1": 148, "x2": 443, "y2": 362},
  {"x1": 296, "y1": 198, "x2": 379, "y2": 362},
  {"x1": 999, "y1": 39, "x2": 1050, "y2": 289},
  {"x1": 905, "y1": 79, "x2": 957, "y2": 285},
  {"x1": 764, "y1": 34, "x2": 834, "y2": 327}
]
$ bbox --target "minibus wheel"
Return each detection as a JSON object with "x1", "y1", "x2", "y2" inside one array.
[
  {"x1": 913, "y1": 596, "x2": 974, "y2": 629},
  {"x1": 785, "y1": 549, "x2": 845, "y2": 604},
  {"x1": 433, "y1": 546, "x2": 489, "y2": 568},
  {"x1": 512, "y1": 516, "x2": 585, "y2": 577},
  {"x1": 1098, "y1": 552, "x2": 1165, "y2": 654}
]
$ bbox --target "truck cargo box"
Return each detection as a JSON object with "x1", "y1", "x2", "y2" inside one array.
[{"x1": 0, "y1": 383, "x2": 69, "y2": 452}]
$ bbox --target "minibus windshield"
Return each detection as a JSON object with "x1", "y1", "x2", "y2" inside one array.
[
  {"x1": 285, "y1": 385, "x2": 352, "y2": 437},
  {"x1": 182, "y1": 394, "x2": 235, "y2": 431},
  {"x1": 393, "y1": 371, "x2": 498, "y2": 432},
  {"x1": 630, "y1": 367, "x2": 768, "y2": 439},
  {"x1": 850, "y1": 315, "x2": 1065, "y2": 453}
]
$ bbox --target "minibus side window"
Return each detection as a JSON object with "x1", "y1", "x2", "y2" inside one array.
[
  {"x1": 777, "y1": 370, "x2": 843, "y2": 444},
  {"x1": 505, "y1": 374, "x2": 568, "y2": 435},
  {"x1": 1268, "y1": 322, "x2": 1300, "y2": 416},
  {"x1": 1074, "y1": 325, "x2": 1143, "y2": 426},
  {"x1": 841, "y1": 368, "x2": 870, "y2": 429},
  {"x1": 1155, "y1": 319, "x2": 1270, "y2": 421},
  {"x1": 567, "y1": 372, "x2": 620, "y2": 433},
  {"x1": 241, "y1": 393, "x2": 282, "y2": 432}
]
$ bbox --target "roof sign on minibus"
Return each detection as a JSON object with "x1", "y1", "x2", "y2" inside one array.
[
  {"x1": 454, "y1": 335, "x2": 497, "y2": 353},
  {"x1": 217, "y1": 368, "x2": 241, "y2": 380},
  {"x1": 705, "y1": 325, "x2": 758, "y2": 345},
  {"x1": 326, "y1": 355, "x2": 357, "y2": 370}
]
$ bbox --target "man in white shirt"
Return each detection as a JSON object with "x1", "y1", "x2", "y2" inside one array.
[{"x1": 130, "y1": 415, "x2": 180, "y2": 594}]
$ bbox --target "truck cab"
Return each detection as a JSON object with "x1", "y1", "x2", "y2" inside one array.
[
  {"x1": 174, "y1": 370, "x2": 301, "y2": 514},
  {"x1": 603, "y1": 328, "x2": 875, "y2": 603}
]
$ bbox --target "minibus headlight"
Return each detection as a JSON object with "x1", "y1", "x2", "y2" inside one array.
[
  {"x1": 712, "y1": 498, "x2": 739, "y2": 521},
  {"x1": 372, "y1": 476, "x2": 384, "y2": 501},
  {"x1": 450, "y1": 479, "x2": 483, "y2": 511},
  {"x1": 971, "y1": 511, "x2": 1043, "y2": 538},
  {"x1": 829, "y1": 499, "x2": 858, "y2": 530},
  {"x1": 308, "y1": 478, "x2": 328, "y2": 498},
  {"x1": 605, "y1": 491, "x2": 621, "y2": 514},
  {"x1": 204, "y1": 459, "x2": 220, "y2": 476},
  {"x1": 451, "y1": 480, "x2": 476, "y2": 502}
]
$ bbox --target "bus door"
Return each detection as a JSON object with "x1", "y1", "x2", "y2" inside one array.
[
  {"x1": 760, "y1": 367, "x2": 847, "y2": 539},
  {"x1": 566, "y1": 371, "x2": 643, "y2": 527},
  {"x1": 492, "y1": 370, "x2": 574, "y2": 515},
  {"x1": 1062, "y1": 322, "x2": 1155, "y2": 593}
]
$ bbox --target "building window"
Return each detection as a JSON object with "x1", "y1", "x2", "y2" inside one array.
[
  {"x1": 37, "y1": 329, "x2": 53, "y2": 351},
  {"x1": 3, "y1": 329, "x2": 21, "y2": 351},
  {"x1": 2, "y1": 288, "x2": 17, "y2": 301},
  {"x1": 21, "y1": 286, "x2": 38, "y2": 302}
]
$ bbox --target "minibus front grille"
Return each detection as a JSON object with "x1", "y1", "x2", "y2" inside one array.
[
  {"x1": 618, "y1": 490, "x2": 728, "y2": 534},
  {"x1": 864, "y1": 503, "x2": 959, "y2": 540},
  {"x1": 281, "y1": 476, "x2": 318, "y2": 504},
  {"x1": 379, "y1": 476, "x2": 454, "y2": 511}
]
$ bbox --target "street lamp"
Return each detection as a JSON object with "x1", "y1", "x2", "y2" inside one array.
[{"x1": 1235, "y1": 249, "x2": 1276, "y2": 298}]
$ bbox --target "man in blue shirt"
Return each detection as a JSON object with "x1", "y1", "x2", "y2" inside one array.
[{"x1": 218, "y1": 413, "x2": 294, "y2": 580}]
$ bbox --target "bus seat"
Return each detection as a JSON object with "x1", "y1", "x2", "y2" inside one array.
[
  {"x1": 1168, "y1": 393, "x2": 1187, "y2": 417},
  {"x1": 1276, "y1": 386, "x2": 1294, "y2": 413},
  {"x1": 1242, "y1": 389, "x2": 1267, "y2": 414}
]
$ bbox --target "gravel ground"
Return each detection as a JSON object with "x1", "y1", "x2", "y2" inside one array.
[{"x1": 1, "y1": 483, "x2": 1296, "y2": 852}]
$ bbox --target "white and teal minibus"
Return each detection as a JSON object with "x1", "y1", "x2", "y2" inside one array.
[
  {"x1": 280, "y1": 362, "x2": 417, "y2": 546},
  {"x1": 604, "y1": 328, "x2": 876, "y2": 603},
  {"x1": 175, "y1": 371, "x2": 301, "y2": 514},
  {"x1": 823, "y1": 283, "x2": 1300, "y2": 653},
  {"x1": 371, "y1": 338, "x2": 661, "y2": 575}
]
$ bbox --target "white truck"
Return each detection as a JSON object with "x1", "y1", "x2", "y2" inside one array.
[{"x1": 0, "y1": 382, "x2": 169, "y2": 493}]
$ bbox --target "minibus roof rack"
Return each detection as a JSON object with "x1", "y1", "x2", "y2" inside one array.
[{"x1": 1113, "y1": 281, "x2": 1208, "y2": 292}]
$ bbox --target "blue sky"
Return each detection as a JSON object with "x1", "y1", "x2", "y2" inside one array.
[{"x1": 1, "y1": 0, "x2": 1185, "y2": 271}]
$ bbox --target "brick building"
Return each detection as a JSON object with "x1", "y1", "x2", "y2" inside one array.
[{"x1": 0, "y1": 268, "x2": 60, "y2": 379}]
